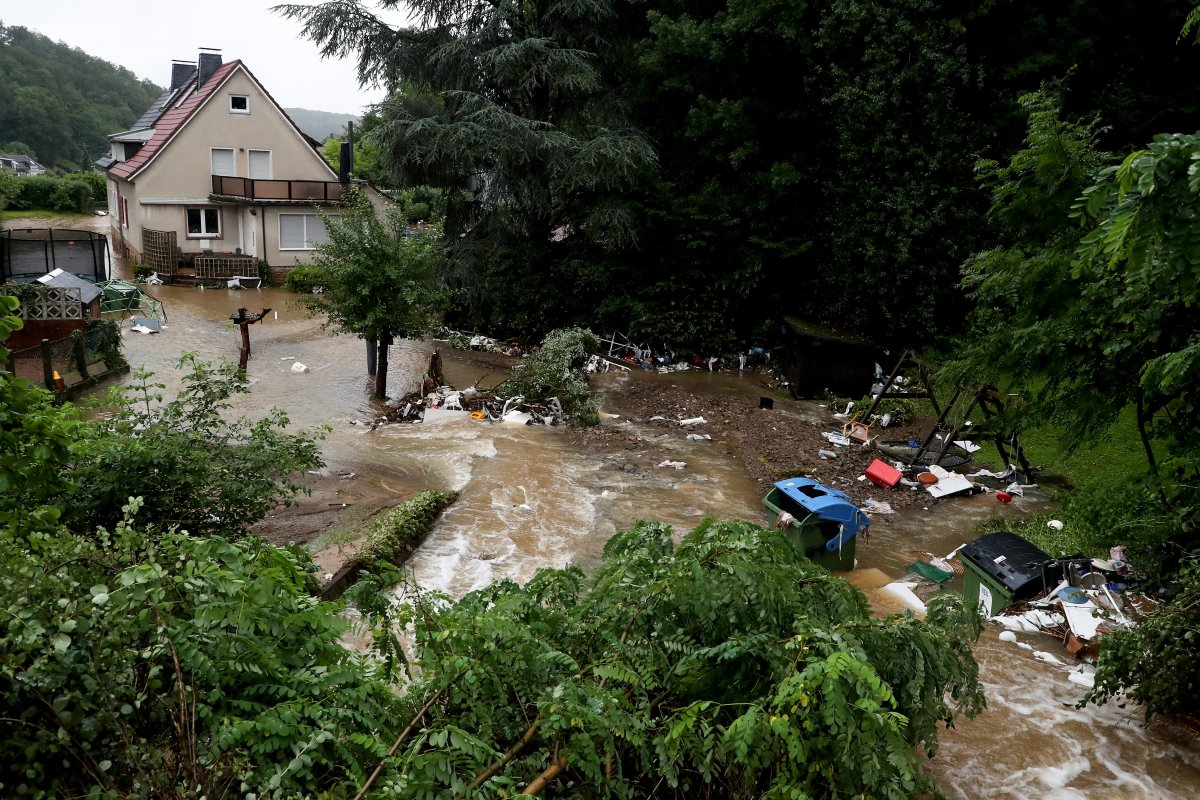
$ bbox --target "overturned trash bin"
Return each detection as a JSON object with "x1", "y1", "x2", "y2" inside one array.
[{"x1": 961, "y1": 531, "x2": 1057, "y2": 616}]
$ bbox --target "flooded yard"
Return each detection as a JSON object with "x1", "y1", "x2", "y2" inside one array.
[{"x1": 53, "y1": 221, "x2": 1200, "y2": 797}]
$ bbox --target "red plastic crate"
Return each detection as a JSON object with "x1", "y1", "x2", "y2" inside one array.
[{"x1": 866, "y1": 459, "x2": 902, "y2": 488}]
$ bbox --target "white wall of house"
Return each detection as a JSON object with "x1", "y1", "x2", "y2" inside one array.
[{"x1": 124, "y1": 67, "x2": 340, "y2": 263}]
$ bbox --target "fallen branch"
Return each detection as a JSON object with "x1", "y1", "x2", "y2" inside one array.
[
  {"x1": 468, "y1": 712, "x2": 542, "y2": 790},
  {"x1": 352, "y1": 687, "x2": 446, "y2": 800},
  {"x1": 520, "y1": 754, "x2": 569, "y2": 796}
]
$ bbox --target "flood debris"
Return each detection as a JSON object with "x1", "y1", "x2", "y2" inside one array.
[{"x1": 962, "y1": 530, "x2": 1152, "y2": 666}]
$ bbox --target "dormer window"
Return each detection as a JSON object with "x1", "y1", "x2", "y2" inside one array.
[{"x1": 229, "y1": 94, "x2": 249, "y2": 114}]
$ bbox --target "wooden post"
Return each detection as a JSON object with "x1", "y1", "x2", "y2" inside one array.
[
  {"x1": 229, "y1": 307, "x2": 271, "y2": 372},
  {"x1": 72, "y1": 333, "x2": 89, "y2": 379},
  {"x1": 40, "y1": 338, "x2": 54, "y2": 390}
]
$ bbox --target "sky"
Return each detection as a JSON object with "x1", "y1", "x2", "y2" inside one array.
[{"x1": 2, "y1": 1, "x2": 413, "y2": 114}]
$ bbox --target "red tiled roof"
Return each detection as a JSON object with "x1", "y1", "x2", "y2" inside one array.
[{"x1": 109, "y1": 60, "x2": 242, "y2": 181}]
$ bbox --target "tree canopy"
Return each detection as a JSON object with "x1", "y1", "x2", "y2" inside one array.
[
  {"x1": 296, "y1": 187, "x2": 449, "y2": 398},
  {"x1": 357, "y1": 518, "x2": 985, "y2": 797}
]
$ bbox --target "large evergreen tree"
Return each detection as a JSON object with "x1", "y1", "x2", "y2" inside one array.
[{"x1": 278, "y1": 0, "x2": 655, "y2": 335}]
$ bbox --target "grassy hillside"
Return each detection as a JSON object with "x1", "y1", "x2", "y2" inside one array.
[{"x1": 0, "y1": 24, "x2": 162, "y2": 171}]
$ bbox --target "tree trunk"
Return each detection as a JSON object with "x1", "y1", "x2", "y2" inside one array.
[{"x1": 373, "y1": 334, "x2": 391, "y2": 399}]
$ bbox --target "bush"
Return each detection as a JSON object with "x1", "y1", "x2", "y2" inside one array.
[
  {"x1": 131, "y1": 262, "x2": 154, "y2": 281},
  {"x1": 64, "y1": 354, "x2": 325, "y2": 539},
  {"x1": 0, "y1": 506, "x2": 405, "y2": 797},
  {"x1": 358, "y1": 489, "x2": 458, "y2": 565},
  {"x1": 9, "y1": 174, "x2": 59, "y2": 210},
  {"x1": 282, "y1": 264, "x2": 327, "y2": 293},
  {"x1": 61, "y1": 170, "x2": 107, "y2": 203},
  {"x1": 406, "y1": 200, "x2": 430, "y2": 222},
  {"x1": 497, "y1": 327, "x2": 600, "y2": 425},
  {"x1": 1086, "y1": 558, "x2": 1200, "y2": 721},
  {"x1": 0, "y1": 171, "x2": 20, "y2": 211}
]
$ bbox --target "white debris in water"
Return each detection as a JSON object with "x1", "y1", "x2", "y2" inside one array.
[
  {"x1": 657, "y1": 460, "x2": 686, "y2": 470},
  {"x1": 998, "y1": 630, "x2": 1018, "y2": 643},
  {"x1": 880, "y1": 581, "x2": 926, "y2": 614},
  {"x1": 679, "y1": 416, "x2": 707, "y2": 426},
  {"x1": 1024, "y1": 609, "x2": 1065, "y2": 628},
  {"x1": 992, "y1": 614, "x2": 1040, "y2": 633},
  {"x1": 1068, "y1": 667, "x2": 1096, "y2": 689},
  {"x1": 1033, "y1": 650, "x2": 1065, "y2": 666},
  {"x1": 290, "y1": 362, "x2": 309, "y2": 373}
]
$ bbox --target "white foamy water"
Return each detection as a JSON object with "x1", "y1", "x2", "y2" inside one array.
[
  {"x1": 384, "y1": 417, "x2": 602, "y2": 596},
  {"x1": 932, "y1": 633, "x2": 1200, "y2": 799}
]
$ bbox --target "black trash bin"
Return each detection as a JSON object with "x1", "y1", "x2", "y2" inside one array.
[{"x1": 961, "y1": 531, "x2": 1057, "y2": 615}]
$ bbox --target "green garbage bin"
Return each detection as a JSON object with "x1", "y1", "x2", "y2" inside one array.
[
  {"x1": 960, "y1": 531, "x2": 1055, "y2": 616},
  {"x1": 762, "y1": 477, "x2": 869, "y2": 571}
]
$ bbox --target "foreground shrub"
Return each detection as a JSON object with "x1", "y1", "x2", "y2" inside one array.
[{"x1": 0, "y1": 504, "x2": 404, "y2": 797}]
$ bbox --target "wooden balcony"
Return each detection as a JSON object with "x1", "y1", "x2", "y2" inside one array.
[{"x1": 211, "y1": 175, "x2": 347, "y2": 203}]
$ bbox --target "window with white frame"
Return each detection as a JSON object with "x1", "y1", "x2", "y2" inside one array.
[
  {"x1": 229, "y1": 94, "x2": 249, "y2": 114},
  {"x1": 186, "y1": 207, "x2": 221, "y2": 238},
  {"x1": 211, "y1": 148, "x2": 235, "y2": 176},
  {"x1": 248, "y1": 149, "x2": 271, "y2": 179},
  {"x1": 279, "y1": 213, "x2": 338, "y2": 250}
]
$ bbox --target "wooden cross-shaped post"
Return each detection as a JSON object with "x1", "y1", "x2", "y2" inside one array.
[{"x1": 229, "y1": 307, "x2": 271, "y2": 371}]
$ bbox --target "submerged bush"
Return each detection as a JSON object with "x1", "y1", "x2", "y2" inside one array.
[{"x1": 498, "y1": 327, "x2": 600, "y2": 425}]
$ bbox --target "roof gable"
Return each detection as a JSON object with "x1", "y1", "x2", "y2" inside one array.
[
  {"x1": 109, "y1": 60, "x2": 241, "y2": 181},
  {"x1": 108, "y1": 60, "x2": 333, "y2": 183}
]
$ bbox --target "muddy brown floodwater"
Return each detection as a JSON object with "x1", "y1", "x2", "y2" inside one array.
[{"x1": 46, "y1": 217, "x2": 1200, "y2": 797}]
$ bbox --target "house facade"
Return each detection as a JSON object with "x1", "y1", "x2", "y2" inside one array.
[{"x1": 97, "y1": 49, "x2": 376, "y2": 281}]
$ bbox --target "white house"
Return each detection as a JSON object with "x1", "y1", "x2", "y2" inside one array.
[{"x1": 96, "y1": 49, "x2": 379, "y2": 283}]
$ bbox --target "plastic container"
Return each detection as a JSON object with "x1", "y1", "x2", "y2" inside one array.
[
  {"x1": 866, "y1": 459, "x2": 902, "y2": 488},
  {"x1": 917, "y1": 472, "x2": 939, "y2": 485}
]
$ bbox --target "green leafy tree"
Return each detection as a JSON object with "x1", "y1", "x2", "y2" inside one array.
[
  {"x1": 1086, "y1": 557, "x2": 1200, "y2": 721},
  {"x1": 64, "y1": 355, "x2": 325, "y2": 539},
  {"x1": 277, "y1": 0, "x2": 656, "y2": 337},
  {"x1": 356, "y1": 518, "x2": 984, "y2": 797},
  {"x1": 0, "y1": 295, "x2": 78, "y2": 536},
  {"x1": 0, "y1": 502, "x2": 406, "y2": 797},
  {"x1": 0, "y1": 169, "x2": 21, "y2": 210},
  {"x1": 296, "y1": 187, "x2": 449, "y2": 399}
]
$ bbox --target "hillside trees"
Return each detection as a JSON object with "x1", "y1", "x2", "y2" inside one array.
[
  {"x1": 278, "y1": 0, "x2": 656, "y2": 337},
  {"x1": 0, "y1": 24, "x2": 161, "y2": 169}
]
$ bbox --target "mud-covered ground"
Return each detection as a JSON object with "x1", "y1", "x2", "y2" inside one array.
[{"x1": 576, "y1": 379, "x2": 934, "y2": 510}]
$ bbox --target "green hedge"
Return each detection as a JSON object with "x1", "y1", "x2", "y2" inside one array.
[
  {"x1": 7, "y1": 174, "x2": 95, "y2": 212},
  {"x1": 359, "y1": 489, "x2": 458, "y2": 565}
]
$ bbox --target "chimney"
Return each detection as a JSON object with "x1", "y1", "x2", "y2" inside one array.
[
  {"x1": 170, "y1": 60, "x2": 196, "y2": 91},
  {"x1": 197, "y1": 48, "x2": 223, "y2": 88}
]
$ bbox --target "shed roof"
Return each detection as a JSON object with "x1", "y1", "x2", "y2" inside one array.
[{"x1": 36, "y1": 268, "x2": 103, "y2": 304}]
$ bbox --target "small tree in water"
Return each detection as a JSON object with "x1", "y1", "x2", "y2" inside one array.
[{"x1": 299, "y1": 187, "x2": 448, "y2": 398}]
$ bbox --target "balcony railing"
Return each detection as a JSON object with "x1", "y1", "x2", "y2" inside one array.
[{"x1": 211, "y1": 175, "x2": 346, "y2": 203}]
